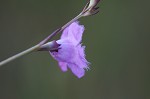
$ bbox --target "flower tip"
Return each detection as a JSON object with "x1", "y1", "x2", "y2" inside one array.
[
  {"x1": 82, "y1": 0, "x2": 101, "y2": 17},
  {"x1": 88, "y1": 0, "x2": 100, "y2": 9},
  {"x1": 58, "y1": 62, "x2": 68, "y2": 72},
  {"x1": 76, "y1": 73, "x2": 84, "y2": 78}
]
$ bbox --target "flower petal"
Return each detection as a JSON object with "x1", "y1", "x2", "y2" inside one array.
[
  {"x1": 58, "y1": 62, "x2": 68, "y2": 72},
  {"x1": 49, "y1": 21, "x2": 89, "y2": 78},
  {"x1": 68, "y1": 63, "x2": 85, "y2": 78},
  {"x1": 52, "y1": 40, "x2": 77, "y2": 62},
  {"x1": 77, "y1": 45, "x2": 90, "y2": 68},
  {"x1": 61, "y1": 21, "x2": 85, "y2": 45},
  {"x1": 70, "y1": 44, "x2": 90, "y2": 70}
]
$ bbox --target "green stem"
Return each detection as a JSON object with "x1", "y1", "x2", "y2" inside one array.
[
  {"x1": 0, "y1": 44, "x2": 40, "y2": 67},
  {"x1": 39, "y1": 13, "x2": 82, "y2": 45}
]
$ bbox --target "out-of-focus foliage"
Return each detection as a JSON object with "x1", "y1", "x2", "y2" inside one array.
[{"x1": 0, "y1": 0, "x2": 149, "y2": 99}]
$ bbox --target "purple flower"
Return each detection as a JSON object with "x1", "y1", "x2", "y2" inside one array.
[{"x1": 50, "y1": 21, "x2": 89, "y2": 78}]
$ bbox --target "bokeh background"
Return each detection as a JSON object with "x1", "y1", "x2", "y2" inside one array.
[{"x1": 0, "y1": 0, "x2": 150, "y2": 99}]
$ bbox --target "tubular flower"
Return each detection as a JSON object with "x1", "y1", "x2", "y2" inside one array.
[{"x1": 50, "y1": 21, "x2": 89, "y2": 78}]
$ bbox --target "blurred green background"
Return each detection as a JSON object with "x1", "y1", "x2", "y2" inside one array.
[{"x1": 0, "y1": 0, "x2": 150, "y2": 99}]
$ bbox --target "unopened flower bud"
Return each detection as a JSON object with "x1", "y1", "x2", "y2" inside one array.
[
  {"x1": 87, "y1": 0, "x2": 100, "y2": 10},
  {"x1": 81, "y1": 0, "x2": 100, "y2": 17},
  {"x1": 38, "y1": 40, "x2": 60, "y2": 51}
]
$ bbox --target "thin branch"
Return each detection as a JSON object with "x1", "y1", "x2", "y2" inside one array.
[
  {"x1": 0, "y1": 44, "x2": 40, "y2": 67},
  {"x1": 39, "y1": 13, "x2": 82, "y2": 45}
]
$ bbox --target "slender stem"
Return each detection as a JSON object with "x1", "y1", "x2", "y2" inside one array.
[
  {"x1": 39, "y1": 13, "x2": 82, "y2": 45},
  {"x1": 0, "y1": 44, "x2": 40, "y2": 67},
  {"x1": 62, "y1": 13, "x2": 82, "y2": 30}
]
